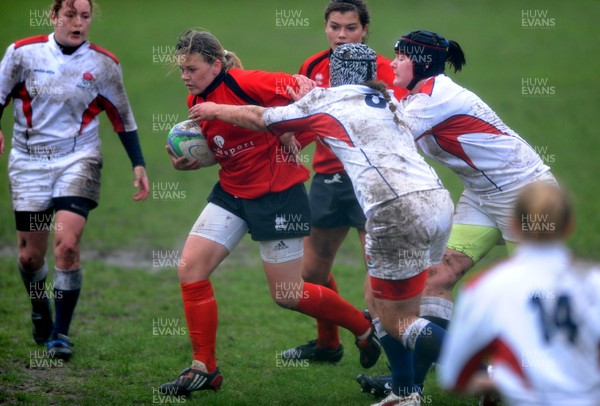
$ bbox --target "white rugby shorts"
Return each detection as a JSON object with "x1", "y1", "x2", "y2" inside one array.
[
  {"x1": 9, "y1": 148, "x2": 102, "y2": 212},
  {"x1": 190, "y1": 202, "x2": 303, "y2": 263},
  {"x1": 453, "y1": 171, "x2": 557, "y2": 243},
  {"x1": 365, "y1": 188, "x2": 454, "y2": 280}
]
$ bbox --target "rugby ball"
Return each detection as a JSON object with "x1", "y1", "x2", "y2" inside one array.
[{"x1": 167, "y1": 120, "x2": 217, "y2": 167}]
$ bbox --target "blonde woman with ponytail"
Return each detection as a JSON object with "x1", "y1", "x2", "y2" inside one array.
[
  {"x1": 158, "y1": 30, "x2": 382, "y2": 397},
  {"x1": 439, "y1": 182, "x2": 600, "y2": 405}
]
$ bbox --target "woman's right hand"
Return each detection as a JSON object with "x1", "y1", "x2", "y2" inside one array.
[{"x1": 165, "y1": 145, "x2": 201, "y2": 170}]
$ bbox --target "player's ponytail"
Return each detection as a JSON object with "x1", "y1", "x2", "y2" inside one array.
[
  {"x1": 514, "y1": 181, "x2": 573, "y2": 241},
  {"x1": 175, "y1": 29, "x2": 243, "y2": 72},
  {"x1": 395, "y1": 30, "x2": 465, "y2": 90},
  {"x1": 222, "y1": 50, "x2": 243, "y2": 71},
  {"x1": 446, "y1": 40, "x2": 466, "y2": 73}
]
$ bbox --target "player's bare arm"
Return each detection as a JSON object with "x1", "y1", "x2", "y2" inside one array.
[
  {"x1": 192, "y1": 104, "x2": 300, "y2": 164},
  {"x1": 191, "y1": 102, "x2": 267, "y2": 132}
]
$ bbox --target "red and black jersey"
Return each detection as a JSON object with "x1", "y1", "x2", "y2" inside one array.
[
  {"x1": 188, "y1": 68, "x2": 310, "y2": 199},
  {"x1": 298, "y1": 49, "x2": 409, "y2": 174}
]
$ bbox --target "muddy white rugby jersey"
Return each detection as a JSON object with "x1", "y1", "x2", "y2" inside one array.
[
  {"x1": 396, "y1": 75, "x2": 550, "y2": 194},
  {"x1": 0, "y1": 33, "x2": 136, "y2": 155},
  {"x1": 438, "y1": 244, "x2": 600, "y2": 405},
  {"x1": 264, "y1": 85, "x2": 444, "y2": 217},
  {"x1": 298, "y1": 49, "x2": 409, "y2": 175}
]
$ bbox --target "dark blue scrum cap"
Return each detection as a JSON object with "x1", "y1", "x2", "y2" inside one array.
[
  {"x1": 330, "y1": 43, "x2": 377, "y2": 87},
  {"x1": 394, "y1": 30, "x2": 449, "y2": 90}
]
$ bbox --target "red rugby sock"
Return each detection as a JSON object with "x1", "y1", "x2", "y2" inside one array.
[
  {"x1": 316, "y1": 274, "x2": 341, "y2": 349},
  {"x1": 181, "y1": 280, "x2": 218, "y2": 372},
  {"x1": 296, "y1": 282, "x2": 370, "y2": 337}
]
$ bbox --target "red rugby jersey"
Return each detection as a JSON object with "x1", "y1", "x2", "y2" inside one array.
[
  {"x1": 187, "y1": 68, "x2": 310, "y2": 199},
  {"x1": 298, "y1": 49, "x2": 409, "y2": 174}
]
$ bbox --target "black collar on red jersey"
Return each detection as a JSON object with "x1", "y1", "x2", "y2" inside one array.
[
  {"x1": 195, "y1": 68, "x2": 260, "y2": 106},
  {"x1": 199, "y1": 69, "x2": 226, "y2": 99},
  {"x1": 305, "y1": 49, "x2": 332, "y2": 79}
]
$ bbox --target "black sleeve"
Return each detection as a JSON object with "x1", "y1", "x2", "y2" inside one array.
[
  {"x1": 117, "y1": 130, "x2": 145, "y2": 168},
  {"x1": 0, "y1": 104, "x2": 4, "y2": 130}
]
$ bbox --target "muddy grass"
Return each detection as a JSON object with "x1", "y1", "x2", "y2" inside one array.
[{"x1": 0, "y1": 356, "x2": 81, "y2": 404}]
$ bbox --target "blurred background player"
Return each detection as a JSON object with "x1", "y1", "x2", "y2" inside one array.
[
  {"x1": 0, "y1": 0, "x2": 149, "y2": 360},
  {"x1": 283, "y1": 0, "x2": 409, "y2": 374},
  {"x1": 439, "y1": 181, "x2": 600, "y2": 405},
  {"x1": 157, "y1": 30, "x2": 380, "y2": 398},
  {"x1": 192, "y1": 42, "x2": 454, "y2": 406}
]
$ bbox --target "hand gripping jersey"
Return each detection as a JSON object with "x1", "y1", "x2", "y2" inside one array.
[
  {"x1": 0, "y1": 33, "x2": 137, "y2": 155},
  {"x1": 187, "y1": 68, "x2": 310, "y2": 199},
  {"x1": 396, "y1": 75, "x2": 550, "y2": 194},
  {"x1": 438, "y1": 244, "x2": 600, "y2": 406},
  {"x1": 298, "y1": 50, "x2": 409, "y2": 174},
  {"x1": 263, "y1": 85, "x2": 443, "y2": 217}
]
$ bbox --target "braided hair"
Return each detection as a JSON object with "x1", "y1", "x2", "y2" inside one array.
[{"x1": 364, "y1": 80, "x2": 406, "y2": 126}]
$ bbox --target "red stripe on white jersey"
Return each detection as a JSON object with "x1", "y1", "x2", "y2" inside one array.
[
  {"x1": 14, "y1": 82, "x2": 33, "y2": 129},
  {"x1": 419, "y1": 114, "x2": 508, "y2": 169},
  {"x1": 268, "y1": 113, "x2": 354, "y2": 147},
  {"x1": 89, "y1": 43, "x2": 119, "y2": 64},
  {"x1": 80, "y1": 95, "x2": 125, "y2": 134},
  {"x1": 455, "y1": 337, "x2": 530, "y2": 391},
  {"x1": 14, "y1": 35, "x2": 49, "y2": 49}
]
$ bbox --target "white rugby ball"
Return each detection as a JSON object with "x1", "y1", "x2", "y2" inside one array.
[{"x1": 167, "y1": 120, "x2": 217, "y2": 167}]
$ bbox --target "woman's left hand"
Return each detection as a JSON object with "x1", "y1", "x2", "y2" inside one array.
[
  {"x1": 189, "y1": 102, "x2": 218, "y2": 122},
  {"x1": 132, "y1": 165, "x2": 149, "y2": 201}
]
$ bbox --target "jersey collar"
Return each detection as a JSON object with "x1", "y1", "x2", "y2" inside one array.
[
  {"x1": 48, "y1": 33, "x2": 87, "y2": 56},
  {"x1": 417, "y1": 76, "x2": 437, "y2": 96},
  {"x1": 199, "y1": 69, "x2": 226, "y2": 98}
]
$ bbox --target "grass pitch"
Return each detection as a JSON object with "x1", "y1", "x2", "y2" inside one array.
[{"x1": 0, "y1": 0, "x2": 598, "y2": 404}]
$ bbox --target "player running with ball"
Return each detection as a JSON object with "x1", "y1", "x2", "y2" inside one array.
[
  {"x1": 157, "y1": 30, "x2": 381, "y2": 398},
  {"x1": 191, "y1": 43, "x2": 454, "y2": 406}
]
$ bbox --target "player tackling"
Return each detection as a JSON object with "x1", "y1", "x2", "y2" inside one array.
[
  {"x1": 191, "y1": 43, "x2": 454, "y2": 406},
  {"x1": 359, "y1": 30, "x2": 559, "y2": 404}
]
